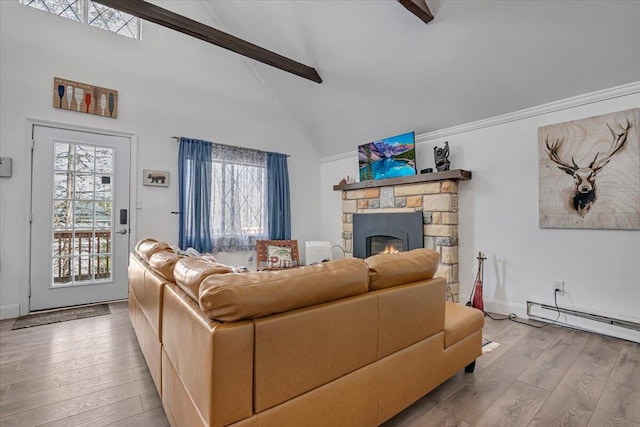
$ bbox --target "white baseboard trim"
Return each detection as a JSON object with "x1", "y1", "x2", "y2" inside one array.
[
  {"x1": 458, "y1": 295, "x2": 639, "y2": 343},
  {"x1": 0, "y1": 304, "x2": 20, "y2": 320},
  {"x1": 527, "y1": 301, "x2": 640, "y2": 343}
]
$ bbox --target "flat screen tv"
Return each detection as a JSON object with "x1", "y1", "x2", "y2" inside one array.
[{"x1": 358, "y1": 131, "x2": 416, "y2": 181}]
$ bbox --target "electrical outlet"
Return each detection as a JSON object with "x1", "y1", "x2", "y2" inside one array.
[{"x1": 553, "y1": 280, "x2": 564, "y2": 295}]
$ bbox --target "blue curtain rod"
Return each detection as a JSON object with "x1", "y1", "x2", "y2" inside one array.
[{"x1": 171, "y1": 136, "x2": 290, "y2": 158}]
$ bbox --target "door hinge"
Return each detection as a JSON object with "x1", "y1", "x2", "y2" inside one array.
[
  {"x1": 28, "y1": 286, "x2": 31, "y2": 297},
  {"x1": 30, "y1": 139, "x2": 35, "y2": 151},
  {"x1": 29, "y1": 212, "x2": 33, "y2": 223}
]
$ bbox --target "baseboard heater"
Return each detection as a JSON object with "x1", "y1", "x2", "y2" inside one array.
[{"x1": 527, "y1": 300, "x2": 640, "y2": 332}]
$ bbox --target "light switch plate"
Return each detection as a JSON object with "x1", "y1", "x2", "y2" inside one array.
[{"x1": 0, "y1": 157, "x2": 12, "y2": 177}]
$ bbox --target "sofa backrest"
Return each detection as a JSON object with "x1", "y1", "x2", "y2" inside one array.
[
  {"x1": 148, "y1": 250, "x2": 184, "y2": 283},
  {"x1": 173, "y1": 257, "x2": 234, "y2": 302},
  {"x1": 135, "y1": 238, "x2": 172, "y2": 262},
  {"x1": 363, "y1": 247, "x2": 445, "y2": 358},
  {"x1": 365, "y1": 248, "x2": 440, "y2": 291},
  {"x1": 374, "y1": 278, "x2": 445, "y2": 359},
  {"x1": 250, "y1": 275, "x2": 445, "y2": 415},
  {"x1": 129, "y1": 252, "x2": 170, "y2": 342},
  {"x1": 252, "y1": 291, "x2": 378, "y2": 413},
  {"x1": 198, "y1": 258, "x2": 370, "y2": 322},
  {"x1": 162, "y1": 283, "x2": 254, "y2": 427}
]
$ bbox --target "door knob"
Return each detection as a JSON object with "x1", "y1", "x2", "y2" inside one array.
[{"x1": 116, "y1": 228, "x2": 128, "y2": 235}]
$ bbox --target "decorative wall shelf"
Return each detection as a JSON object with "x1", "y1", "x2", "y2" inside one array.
[{"x1": 333, "y1": 169, "x2": 471, "y2": 191}]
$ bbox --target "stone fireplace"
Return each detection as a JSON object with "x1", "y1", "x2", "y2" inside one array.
[{"x1": 334, "y1": 170, "x2": 471, "y2": 302}]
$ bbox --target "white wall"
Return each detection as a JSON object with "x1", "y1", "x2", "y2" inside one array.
[
  {"x1": 321, "y1": 86, "x2": 640, "y2": 342},
  {"x1": 0, "y1": 1, "x2": 321, "y2": 318}
]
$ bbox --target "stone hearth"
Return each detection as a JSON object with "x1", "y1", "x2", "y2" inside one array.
[{"x1": 334, "y1": 170, "x2": 471, "y2": 302}]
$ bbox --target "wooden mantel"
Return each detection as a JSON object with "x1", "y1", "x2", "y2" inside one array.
[{"x1": 333, "y1": 169, "x2": 471, "y2": 191}]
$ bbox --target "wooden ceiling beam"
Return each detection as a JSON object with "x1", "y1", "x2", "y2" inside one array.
[
  {"x1": 397, "y1": 0, "x2": 434, "y2": 24},
  {"x1": 97, "y1": 0, "x2": 322, "y2": 83}
]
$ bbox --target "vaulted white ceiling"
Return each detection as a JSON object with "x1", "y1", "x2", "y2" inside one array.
[{"x1": 190, "y1": 1, "x2": 640, "y2": 158}]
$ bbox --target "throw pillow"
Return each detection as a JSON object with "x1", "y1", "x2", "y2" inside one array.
[{"x1": 267, "y1": 245, "x2": 293, "y2": 269}]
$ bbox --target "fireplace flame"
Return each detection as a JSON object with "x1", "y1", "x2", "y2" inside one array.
[{"x1": 381, "y1": 244, "x2": 399, "y2": 254}]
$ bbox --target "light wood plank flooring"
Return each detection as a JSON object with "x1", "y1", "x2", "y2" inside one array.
[
  {"x1": 1, "y1": 303, "x2": 638, "y2": 426},
  {"x1": 384, "y1": 316, "x2": 640, "y2": 427},
  {"x1": 0, "y1": 302, "x2": 165, "y2": 427}
]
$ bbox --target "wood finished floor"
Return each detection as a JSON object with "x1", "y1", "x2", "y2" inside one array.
[{"x1": 0, "y1": 303, "x2": 638, "y2": 427}]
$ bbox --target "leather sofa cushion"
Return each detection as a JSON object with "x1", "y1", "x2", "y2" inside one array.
[
  {"x1": 366, "y1": 248, "x2": 440, "y2": 291},
  {"x1": 376, "y1": 278, "x2": 445, "y2": 359},
  {"x1": 135, "y1": 238, "x2": 173, "y2": 262},
  {"x1": 129, "y1": 253, "x2": 168, "y2": 340},
  {"x1": 174, "y1": 258, "x2": 234, "y2": 302},
  {"x1": 134, "y1": 237, "x2": 156, "y2": 254},
  {"x1": 163, "y1": 284, "x2": 254, "y2": 427},
  {"x1": 253, "y1": 293, "x2": 378, "y2": 413},
  {"x1": 149, "y1": 251, "x2": 185, "y2": 283},
  {"x1": 199, "y1": 258, "x2": 369, "y2": 322},
  {"x1": 444, "y1": 302, "x2": 484, "y2": 348}
]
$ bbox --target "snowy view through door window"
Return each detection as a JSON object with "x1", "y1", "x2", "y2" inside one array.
[{"x1": 52, "y1": 142, "x2": 114, "y2": 285}]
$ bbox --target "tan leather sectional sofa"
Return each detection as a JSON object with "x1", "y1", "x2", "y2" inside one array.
[{"x1": 128, "y1": 239, "x2": 484, "y2": 427}]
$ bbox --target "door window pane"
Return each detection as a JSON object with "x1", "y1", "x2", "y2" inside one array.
[
  {"x1": 95, "y1": 255, "x2": 111, "y2": 279},
  {"x1": 75, "y1": 173, "x2": 94, "y2": 199},
  {"x1": 75, "y1": 230, "x2": 93, "y2": 255},
  {"x1": 75, "y1": 145, "x2": 95, "y2": 172},
  {"x1": 53, "y1": 257, "x2": 72, "y2": 284},
  {"x1": 74, "y1": 201, "x2": 94, "y2": 227},
  {"x1": 54, "y1": 143, "x2": 72, "y2": 171},
  {"x1": 95, "y1": 175, "x2": 112, "y2": 200},
  {"x1": 54, "y1": 172, "x2": 72, "y2": 199},
  {"x1": 77, "y1": 256, "x2": 92, "y2": 281},
  {"x1": 52, "y1": 231, "x2": 72, "y2": 257},
  {"x1": 53, "y1": 200, "x2": 72, "y2": 228},
  {"x1": 95, "y1": 201, "x2": 112, "y2": 227},
  {"x1": 95, "y1": 147, "x2": 113, "y2": 173},
  {"x1": 94, "y1": 231, "x2": 111, "y2": 254}
]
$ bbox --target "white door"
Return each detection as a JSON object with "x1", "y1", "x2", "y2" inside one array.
[{"x1": 30, "y1": 126, "x2": 130, "y2": 311}]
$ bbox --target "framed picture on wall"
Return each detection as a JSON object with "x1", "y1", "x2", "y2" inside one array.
[
  {"x1": 538, "y1": 108, "x2": 639, "y2": 229},
  {"x1": 143, "y1": 169, "x2": 169, "y2": 187}
]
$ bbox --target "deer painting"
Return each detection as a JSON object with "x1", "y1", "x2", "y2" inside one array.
[{"x1": 545, "y1": 120, "x2": 633, "y2": 217}]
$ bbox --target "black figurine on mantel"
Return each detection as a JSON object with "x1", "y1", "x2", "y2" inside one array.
[{"x1": 434, "y1": 141, "x2": 450, "y2": 172}]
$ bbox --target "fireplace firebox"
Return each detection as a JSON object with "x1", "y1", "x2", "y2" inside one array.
[{"x1": 352, "y1": 212, "x2": 423, "y2": 258}]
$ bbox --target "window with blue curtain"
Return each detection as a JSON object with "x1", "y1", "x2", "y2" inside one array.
[
  {"x1": 267, "y1": 152, "x2": 291, "y2": 240},
  {"x1": 179, "y1": 137, "x2": 290, "y2": 252},
  {"x1": 178, "y1": 138, "x2": 213, "y2": 252}
]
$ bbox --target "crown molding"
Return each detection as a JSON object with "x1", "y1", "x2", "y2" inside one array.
[
  {"x1": 321, "y1": 81, "x2": 640, "y2": 163},
  {"x1": 320, "y1": 150, "x2": 357, "y2": 164},
  {"x1": 415, "y1": 81, "x2": 640, "y2": 144}
]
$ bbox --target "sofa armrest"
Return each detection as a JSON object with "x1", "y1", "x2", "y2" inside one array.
[{"x1": 162, "y1": 283, "x2": 254, "y2": 427}]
